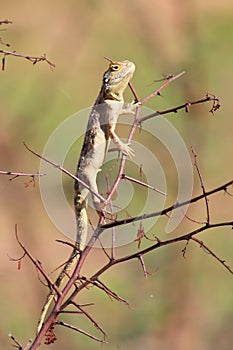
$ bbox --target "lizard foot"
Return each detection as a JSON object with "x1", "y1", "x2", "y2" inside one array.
[{"x1": 121, "y1": 142, "x2": 135, "y2": 158}]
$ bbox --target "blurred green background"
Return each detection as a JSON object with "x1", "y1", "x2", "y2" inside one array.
[{"x1": 0, "y1": 0, "x2": 233, "y2": 349}]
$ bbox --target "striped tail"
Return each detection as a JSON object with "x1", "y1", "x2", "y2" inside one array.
[{"x1": 37, "y1": 202, "x2": 87, "y2": 333}]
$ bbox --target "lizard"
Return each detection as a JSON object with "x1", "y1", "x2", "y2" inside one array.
[{"x1": 37, "y1": 58, "x2": 136, "y2": 333}]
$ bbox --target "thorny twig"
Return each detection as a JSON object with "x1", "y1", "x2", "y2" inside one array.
[
  {"x1": 183, "y1": 211, "x2": 206, "y2": 225},
  {"x1": 0, "y1": 170, "x2": 45, "y2": 184},
  {"x1": 191, "y1": 237, "x2": 233, "y2": 274},
  {"x1": 23, "y1": 142, "x2": 106, "y2": 204},
  {"x1": 0, "y1": 50, "x2": 55, "y2": 71},
  {"x1": 101, "y1": 180, "x2": 233, "y2": 229},
  {"x1": 14, "y1": 225, "x2": 62, "y2": 297},
  {"x1": 137, "y1": 94, "x2": 220, "y2": 124},
  {"x1": 80, "y1": 276, "x2": 129, "y2": 305},
  {"x1": 191, "y1": 147, "x2": 210, "y2": 223},
  {"x1": 56, "y1": 321, "x2": 107, "y2": 343},
  {"x1": 141, "y1": 71, "x2": 186, "y2": 105},
  {"x1": 0, "y1": 19, "x2": 54, "y2": 70},
  {"x1": 138, "y1": 254, "x2": 148, "y2": 278},
  {"x1": 9, "y1": 333, "x2": 31, "y2": 350},
  {"x1": 121, "y1": 173, "x2": 167, "y2": 196},
  {"x1": 69, "y1": 301, "x2": 107, "y2": 338}
]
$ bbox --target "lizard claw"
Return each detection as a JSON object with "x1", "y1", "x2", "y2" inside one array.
[
  {"x1": 121, "y1": 142, "x2": 135, "y2": 158},
  {"x1": 121, "y1": 101, "x2": 141, "y2": 115}
]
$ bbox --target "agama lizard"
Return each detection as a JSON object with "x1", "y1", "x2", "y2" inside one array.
[{"x1": 37, "y1": 59, "x2": 136, "y2": 333}]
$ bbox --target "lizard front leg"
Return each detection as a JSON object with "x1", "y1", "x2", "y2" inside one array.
[
  {"x1": 120, "y1": 101, "x2": 141, "y2": 115},
  {"x1": 108, "y1": 126, "x2": 135, "y2": 158}
]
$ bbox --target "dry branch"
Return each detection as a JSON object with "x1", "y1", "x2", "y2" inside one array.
[
  {"x1": 56, "y1": 321, "x2": 107, "y2": 343},
  {"x1": 0, "y1": 50, "x2": 55, "y2": 70},
  {"x1": 0, "y1": 19, "x2": 55, "y2": 70}
]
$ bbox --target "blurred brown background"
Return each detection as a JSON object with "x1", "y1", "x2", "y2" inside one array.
[{"x1": 0, "y1": 0, "x2": 233, "y2": 349}]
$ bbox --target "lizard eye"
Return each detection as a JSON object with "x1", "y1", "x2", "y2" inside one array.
[{"x1": 111, "y1": 64, "x2": 120, "y2": 71}]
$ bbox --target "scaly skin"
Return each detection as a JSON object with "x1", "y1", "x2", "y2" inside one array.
[{"x1": 37, "y1": 59, "x2": 135, "y2": 333}]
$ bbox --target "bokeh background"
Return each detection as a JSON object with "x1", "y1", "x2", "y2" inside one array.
[{"x1": 0, "y1": 0, "x2": 233, "y2": 349}]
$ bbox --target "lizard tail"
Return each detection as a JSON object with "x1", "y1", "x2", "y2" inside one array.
[
  {"x1": 36, "y1": 249, "x2": 80, "y2": 334},
  {"x1": 37, "y1": 200, "x2": 87, "y2": 334},
  {"x1": 37, "y1": 293, "x2": 54, "y2": 334},
  {"x1": 74, "y1": 192, "x2": 88, "y2": 250}
]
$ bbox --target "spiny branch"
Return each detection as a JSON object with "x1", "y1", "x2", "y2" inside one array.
[
  {"x1": 56, "y1": 321, "x2": 107, "y2": 343},
  {"x1": 14, "y1": 225, "x2": 62, "y2": 297},
  {"x1": 58, "y1": 221, "x2": 233, "y2": 318},
  {"x1": 191, "y1": 237, "x2": 233, "y2": 274},
  {"x1": 69, "y1": 301, "x2": 107, "y2": 338},
  {"x1": 101, "y1": 180, "x2": 233, "y2": 230},
  {"x1": 8, "y1": 333, "x2": 31, "y2": 350},
  {"x1": 121, "y1": 173, "x2": 167, "y2": 196},
  {"x1": 23, "y1": 142, "x2": 105, "y2": 204},
  {"x1": 191, "y1": 147, "x2": 210, "y2": 223},
  {"x1": 141, "y1": 71, "x2": 186, "y2": 104},
  {"x1": 0, "y1": 170, "x2": 45, "y2": 182},
  {"x1": 103, "y1": 221, "x2": 233, "y2": 272},
  {"x1": 79, "y1": 276, "x2": 129, "y2": 305},
  {"x1": 137, "y1": 94, "x2": 220, "y2": 124},
  {"x1": 138, "y1": 254, "x2": 148, "y2": 278},
  {"x1": 0, "y1": 50, "x2": 55, "y2": 71},
  {"x1": 0, "y1": 18, "x2": 54, "y2": 70}
]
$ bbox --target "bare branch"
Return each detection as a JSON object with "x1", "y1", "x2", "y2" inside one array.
[
  {"x1": 137, "y1": 94, "x2": 220, "y2": 124},
  {"x1": 181, "y1": 240, "x2": 190, "y2": 258},
  {"x1": 9, "y1": 333, "x2": 23, "y2": 350},
  {"x1": 191, "y1": 237, "x2": 233, "y2": 274},
  {"x1": 128, "y1": 81, "x2": 141, "y2": 103},
  {"x1": 79, "y1": 276, "x2": 129, "y2": 305},
  {"x1": 8, "y1": 333, "x2": 31, "y2": 350},
  {"x1": 0, "y1": 49, "x2": 55, "y2": 71},
  {"x1": 183, "y1": 210, "x2": 206, "y2": 225},
  {"x1": 15, "y1": 225, "x2": 62, "y2": 296},
  {"x1": 0, "y1": 170, "x2": 45, "y2": 182},
  {"x1": 108, "y1": 221, "x2": 233, "y2": 267},
  {"x1": 0, "y1": 19, "x2": 54, "y2": 70},
  {"x1": 101, "y1": 180, "x2": 233, "y2": 230},
  {"x1": 121, "y1": 173, "x2": 167, "y2": 196},
  {"x1": 96, "y1": 278, "x2": 130, "y2": 304},
  {"x1": 59, "y1": 220, "x2": 233, "y2": 323},
  {"x1": 138, "y1": 254, "x2": 148, "y2": 278},
  {"x1": 141, "y1": 71, "x2": 186, "y2": 105},
  {"x1": 69, "y1": 301, "x2": 107, "y2": 338},
  {"x1": 134, "y1": 220, "x2": 145, "y2": 248},
  {"x1": 23, "y1": 142, "x2": 106, "y2": 204},
  {"x1": 191, "y1": 147, "x2": 210, "y2": 223},
  {"x1": 56, "y1": 321, "x2": 107, "y2": 343}
]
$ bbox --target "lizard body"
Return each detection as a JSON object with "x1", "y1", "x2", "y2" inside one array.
[
  {"x1": 37, "y1": 59, "x2": 135, "y2": 333},
  {"x1": 74, "y1": 59, "x2": 135, "y2": 248}
]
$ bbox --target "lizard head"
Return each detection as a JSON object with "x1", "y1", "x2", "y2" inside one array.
[{"x1": 102, "y1": 59, "x2": 135, "y2": 101}]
